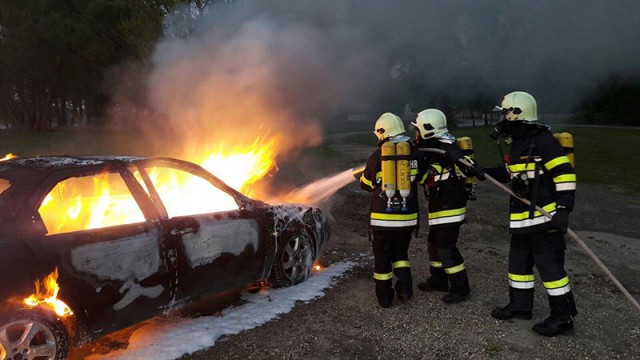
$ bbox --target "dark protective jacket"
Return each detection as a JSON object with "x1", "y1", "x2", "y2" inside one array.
[
  {"x1": 487, "y1": 125, "x2": 576, "y2": 234},
  {"x1": 360, "y1": 138, "x2": 425, "y2": 232},
  {"x1": 416, "y1": 136, "x2": 470, "y2": 228}
]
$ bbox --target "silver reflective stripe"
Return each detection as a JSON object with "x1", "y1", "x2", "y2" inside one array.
[
  {"x1": 556, "y1": 183, "x2": 576, "y2": 191},
  {"x1": 547, "y1": 284, "x2": 571, "y2": 296},
  {"x1": 370, "y1": 219, "x2": 418, "y2": 227},
  {"x1": 510, "y1": 170, "x2": 543, "y2": 179},
  {"x1": 510, "y1": 215, "x2": 550, "y2": 229},
  {"x1": 433, "y1": 172, "x2": 451, "y2": 182},
  {"x1": 429, "y1": 214, "x2": 465, "y2": 226},
  {"x1": 509, "y1": 280, "x2": 535, "y2": 289}
]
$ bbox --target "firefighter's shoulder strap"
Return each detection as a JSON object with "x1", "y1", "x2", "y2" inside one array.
[{"x1": 527, "y1": 136, "x2": 541, "y2": 219}]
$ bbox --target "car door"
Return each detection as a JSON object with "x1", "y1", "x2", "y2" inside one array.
[
  {"x1": 30, "y1": 168, "x2": 173, "y2": 334},
  {"x1": 136, "y1": 160, "x2": 267, "y2": 301}
]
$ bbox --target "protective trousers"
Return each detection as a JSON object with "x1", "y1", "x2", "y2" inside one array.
[
  {"x1": 507, "y1": 231, "x2": 578, "y2": 320},
  {"x1": 427, "y1": 225, "x2": 470, "y2": 296},
  {"x1": 372, "y1": 230, "x2": 413, "y2": 307}
]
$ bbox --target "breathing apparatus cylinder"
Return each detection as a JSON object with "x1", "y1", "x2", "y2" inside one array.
[
  {"x1": 381, "y1": 141, "x2": 397, "y2": 211},
  {"x1": 554, "y1": 132, "x2": 575, "y2": 167},
  {"x1": 457, "y1": 136, "x2": 477, "y2": 200},
  {"x1": 456, "y1": 137, "x2": 476, "y2": 183},
  {"x1": 396, "y1": 141, "x2": 411, "y2": 211}
]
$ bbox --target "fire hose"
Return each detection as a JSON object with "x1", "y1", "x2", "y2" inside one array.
[{"x1": 418, "y1": 147, "x2": 640, "y2": 313}]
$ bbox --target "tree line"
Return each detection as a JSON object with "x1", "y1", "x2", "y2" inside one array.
[{"x1": 0, "y1": 0, "x2": 214, "y2": 131}]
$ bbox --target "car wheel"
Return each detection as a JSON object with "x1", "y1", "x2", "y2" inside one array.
[
  {"x1": 0, "y1": 311, "x2": 68, "y2": 360},
  {"x1": 270, "y1": 228, "x2": 314, "y2": 288}
]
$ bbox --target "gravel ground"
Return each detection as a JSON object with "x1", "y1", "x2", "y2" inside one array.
[{"x1": 72, "y1": 136, "x2": 640, "y2": 359}]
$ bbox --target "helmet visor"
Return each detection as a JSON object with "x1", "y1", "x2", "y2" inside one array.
[{"x1": 495, "y1": 106, "x2": 522, "y2": 116}]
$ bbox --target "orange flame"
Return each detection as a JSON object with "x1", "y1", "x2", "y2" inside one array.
[
  {"x1": 199, "y1": 137, "x2": 279, "y2": 195},
  {"x1": 24, "y1": 268, "x2": 73, "y2": 317},
  {"x1": 0, "y1": 153, "x2": 16, "y2": 161},
  {"x1": 37, "y1": 138, "x2": 279, "y2": 234}
]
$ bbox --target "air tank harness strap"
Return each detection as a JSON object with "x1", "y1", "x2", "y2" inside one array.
[
  {"x1": 524, "y1": 139, "x2": 539, "y2": 219},
  {"x1": 380, "y1": 155, "x2": 412, "y2": 161}
]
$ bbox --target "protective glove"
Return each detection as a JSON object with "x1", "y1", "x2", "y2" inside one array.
[
  {"x1": 468, "y1": 164, "x2": 486, "y2": 181},
  {"x1": 444, "y1": 148, "x2": 464, "y2": 164},
  {"x1": 549, "y1": 207, "x2": 570, "y2": 233}
]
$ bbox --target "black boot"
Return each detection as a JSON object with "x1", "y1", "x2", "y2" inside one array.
[
  {"x1": 532, "y1": 317, "x2": 574, "y2": 336},
  {"x1": 394, "y1": 266, "x2": 413, "y2": 300},
  {"x1": 491, "y1": 303, "x2": 532, "y2": 320},
  {"x1": 417, "y1": 266, "x2": 448, "y2": 292},
  {"x1": 549, "y1": 292, "x2": 578, "y2": 319},
  {"x1": 442, "y1": 270, "x2": 470, "y2": 304},
  {"x1": 375, "y1": 280, "x2": 394, "y2": 308},
  {"x1": 492, "y1": 287, "x2": 534, "y2": 319},
  {"x1": 417, "y1": 277, "x2": 448, "y2": 292},
  {"x1": 533, "y1": 293, "x2": 577, "y2": 335}
]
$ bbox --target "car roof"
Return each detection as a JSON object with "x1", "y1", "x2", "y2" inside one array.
[
  {"x1": 0, "y1": 155, "x2": 146, "y2": 170},
  {"x1": 0, "y1": 155, "x2": 146, "y2": 179}
]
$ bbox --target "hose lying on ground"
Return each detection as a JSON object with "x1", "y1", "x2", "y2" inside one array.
[{"x1": 420, "y1": 147, "x2": 640, "y2": 313}]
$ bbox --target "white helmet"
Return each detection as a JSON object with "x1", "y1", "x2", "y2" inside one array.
[
  {"x1": 411, "y1": 108, "x2": 448, "y2": 139},
  {"x1": 497, "y1": 91, "x2": 538, "y2": 121},
  {"x1": 374, "y1": 112, "x2": 405, "y2": 141}
]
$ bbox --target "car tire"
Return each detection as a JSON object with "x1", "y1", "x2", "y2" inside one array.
[
  {"x1": 269, "y1": 227, "x2": 314, "y2": 288},
  {"x1": 0, "y1": 309, "x2": 69, "y2": 360}
]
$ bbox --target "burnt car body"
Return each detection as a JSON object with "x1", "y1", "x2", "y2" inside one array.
[{"x1": 0, "y1": 156, "x2": 330, "y2": 359}]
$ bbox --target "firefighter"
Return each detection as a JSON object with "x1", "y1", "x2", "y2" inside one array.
[
  {"x1": 412, "y1": 109, "x2": 479, "y2": 304},
  {"x1": 483, "y1": 91, "x2": 578, "y2": 336},
  {"x1": 359, "y1": 112, "x2": 425, "y2": 308}
]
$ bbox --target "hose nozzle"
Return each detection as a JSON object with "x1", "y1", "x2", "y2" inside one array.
[{"x1": 351, "y1": 164, "x2": 366, "y2": 180}]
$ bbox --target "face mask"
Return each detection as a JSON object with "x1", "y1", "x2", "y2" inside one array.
[{"x1": 490, "y1": 120, "x2": 526, "y2": 139}]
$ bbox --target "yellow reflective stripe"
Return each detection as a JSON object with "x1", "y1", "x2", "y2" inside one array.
[
  {"x1": 432, "y1": 164, "x2": 443, "y2": 172},
  {"x1": 419, "y1": 173, "x2": 428, "y2": 184},
  {"x1": 509, "y1": 273, "x2": 535, "y2": 282},
  {"x1": 508, "y1": 163, "x2": 536, "y2": 172},
  {"x1": 360, "y1": 175, "x2": 374, "y2": 189},
  {"x1": 510, "y1": 202, "x2": 556, "y2": 220},
  {"x1": 393, "y1": 260, "x2": 411, "y2": 269},
  {"x1": 373, "y1": 272, "x2": 393, "y2": 281},
  {"x1": 553, "y1": 174, "x2": 576, "y2": 183},
  {"x1": 410, "y1": 168, "x2": 418, "y2": 175},
  {"x1": 544, "y1": 276, "x2": 570, "y2": 289},
  {"x1": 376, "y1": 171, "x2": 382, "y2": 181},
  {"x1": 545, "y1": 156, "x2": 570, "y2": 170},
  {"x1": 371, "y1": 213, "x2": 418, "y2": 220},
  {"x1": 428, "y1": 208, "x2": 466, "y2": 220},
  {"x1": 430, "y1": 261, "x2": 443, "y2": 268},
  {"x1": 445, "y1": 263, "x2": 465, "y2": 274}
]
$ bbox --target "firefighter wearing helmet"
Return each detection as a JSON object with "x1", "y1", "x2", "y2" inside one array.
[
  {"x1": 359, "y1": 112, "x2": 426, "y2": 308},
  {"x1": 413, "y1": 109, "x2": 482, "y2": 304},
  {"x1": 482, "y1": 91, "x2": 578, "y2": 336}
]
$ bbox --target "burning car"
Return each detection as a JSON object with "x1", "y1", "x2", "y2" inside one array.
[{"x1": 0, "y1": 156, "x2": 330, "y2": 359}]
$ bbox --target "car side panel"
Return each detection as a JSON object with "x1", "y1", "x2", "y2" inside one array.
[
  {"x1": 42, "y1": 222, "x2": 172, "y2": 335},
  {"x1": 169, "y1": 210, "x2": 268, "y2": 301}
]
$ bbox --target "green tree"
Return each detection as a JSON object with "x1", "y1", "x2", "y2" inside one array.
[
  {"x1": 0, "y1": 0, "x2": 194, "y2": 131},
  {"x1": 575, "y1": 76, "x2": 640, "y2": 126}
]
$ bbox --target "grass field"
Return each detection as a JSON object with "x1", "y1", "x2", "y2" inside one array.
[{"x1": 343, "y1": 125, "x2": 640, "y2": 193}]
